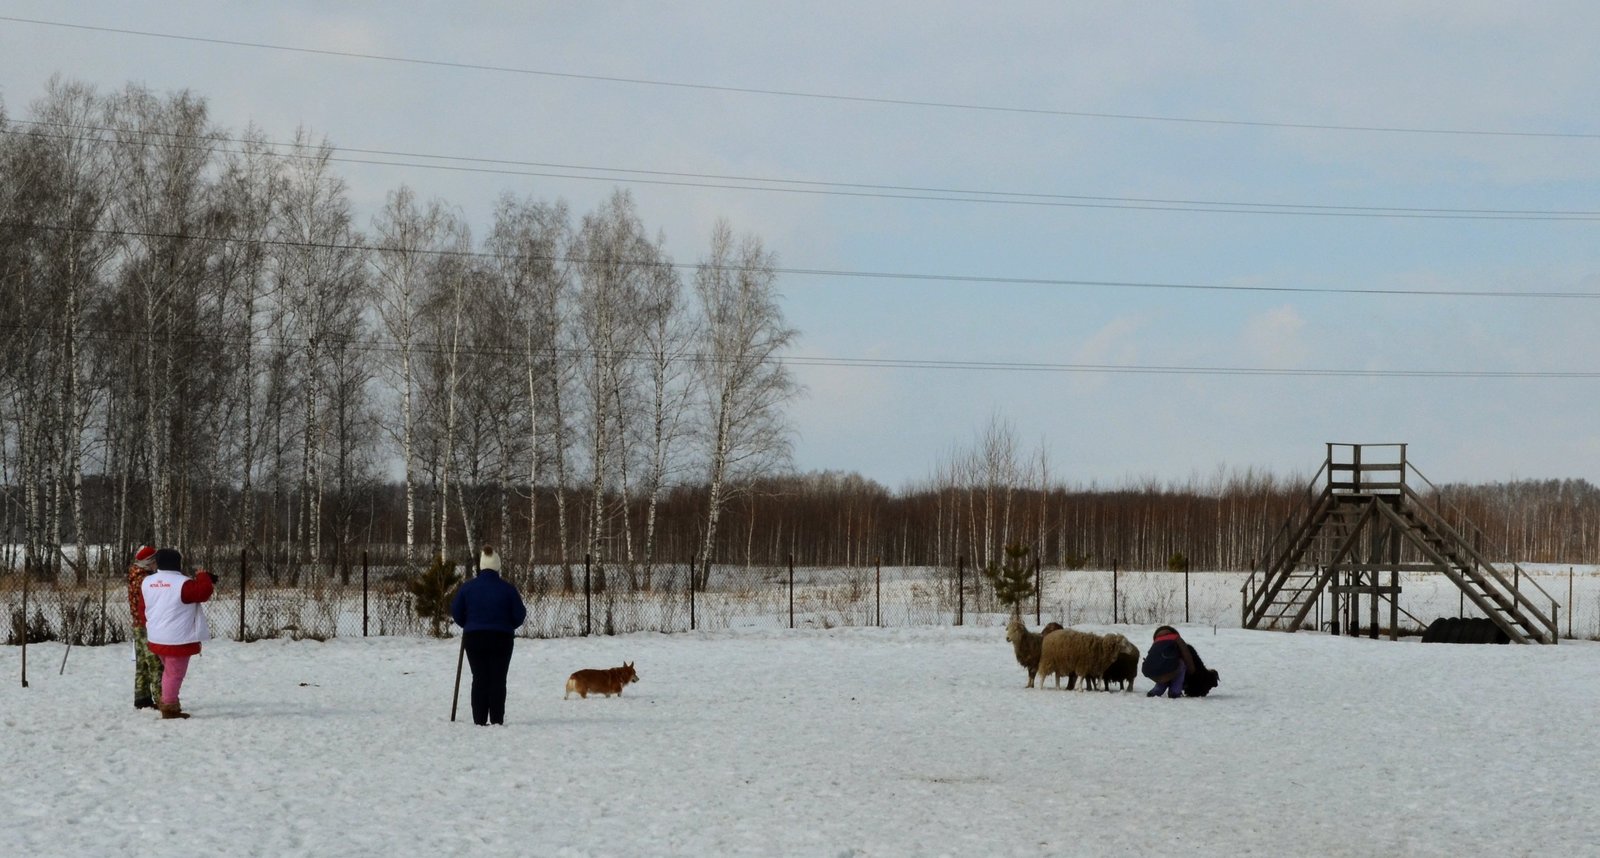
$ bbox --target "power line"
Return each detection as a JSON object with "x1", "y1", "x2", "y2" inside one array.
[
  {"x1": 6, "y1": 218, "x2": 1599, "y2": 300},
  {"x1": 3, "y1": 15, "x2": 1597, "y2": 141},
  {"x1": 11, "y1": 120, "x2": 1600, "y2": 222},
  {"x1": 4, "y1": 321, "x2": 1594, "y2": 380}
]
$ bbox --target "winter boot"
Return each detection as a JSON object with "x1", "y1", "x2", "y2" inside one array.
[
  {"x1": 159, "y1": 700, "x2": 191, "y2": 720},
  {"x1": 135, "y1": 696, "x2": 156, "y2": 710}
]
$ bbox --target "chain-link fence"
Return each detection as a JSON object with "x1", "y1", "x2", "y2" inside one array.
[
  {"x1": 3, "y1": 554, "x2": 975, "y2": 643},
  {"x1": 7, "y1": 555, "x2": 1600, "y2": 645}
]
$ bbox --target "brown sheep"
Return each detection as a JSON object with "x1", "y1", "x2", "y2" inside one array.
[{"x1": 1037, "y1": 627, "x2": 1124, "y2": 690}]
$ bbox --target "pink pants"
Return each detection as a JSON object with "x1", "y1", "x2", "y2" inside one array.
[{"x1": 159, "y1": 655, "x2": 191, "y2": 704}]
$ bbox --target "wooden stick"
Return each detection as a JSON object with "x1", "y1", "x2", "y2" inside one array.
[{"x1": 449, "y1": 635, "x2": 465, "y2": 722}]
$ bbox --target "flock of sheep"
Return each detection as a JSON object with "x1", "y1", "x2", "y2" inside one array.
[{"x1": 1004, "y1": 618, "x2": 1141, "y2": 691}]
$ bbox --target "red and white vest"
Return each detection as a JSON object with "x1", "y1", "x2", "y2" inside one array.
[{"x1": 142, "y1": 570, "x2": 212, "y2": 646}]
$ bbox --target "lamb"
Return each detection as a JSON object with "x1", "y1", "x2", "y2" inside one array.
[
  {"x1": 1036, "y1": 626, "x2": 1124, "y2": 691},
  {"x1": 1098, "y1": 633, "x2": 1140, "y2": 692},
  {"x1": 1003, "y1": 619, "x2": 1047, "y2": 688}
]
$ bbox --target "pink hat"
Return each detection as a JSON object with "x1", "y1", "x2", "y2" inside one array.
[{"x1": 134, "y1": 545, "x2": 157, "y2": 568}]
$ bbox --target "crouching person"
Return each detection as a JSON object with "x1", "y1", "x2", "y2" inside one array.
[
  {"x1": 1142, "y1": 625, "x2": 1194, "y2": 699},
  {"x1": 141, "y1": 548, "x2": 217, "y2": 719}
]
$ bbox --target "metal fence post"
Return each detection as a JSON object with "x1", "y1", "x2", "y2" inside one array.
[
  {"x1": 688, "y1": 555, "x2": 696, "y2": 632},
  {"x1": 788, "y1": 554, "x2": 794, "y2": 629},
  {"x1": 956, "y1": 555, "x2": 965, "y2": 626},
  {"x1": 584, "y1": 553, "x2": 593, "y2": 636},
  {"x1": 1569, "y1": 566, "x2": 1574, "y2": 639},
  {"x1": 1034, "y1": 554, "x2": 1041, "y2": 625},
  {"x1": 1185, "y1": 557, "x2": 1191, "y2": 624},
  {"x1": 238, "y1": 548, "x2": 248, "y2": 642},
  {"x1": 875, "y1": 557, "x2": 881, "y2": 627},
  {"x1": 362, "y1": 550, "x2": 369, "y2": 637},
  {"x1": 20, "y1": 555, "x2": 30, "y2": 687}
]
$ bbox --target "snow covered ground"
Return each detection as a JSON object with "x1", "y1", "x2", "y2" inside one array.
[{"x1": 5, "y1": 623, "x2": 1600, "y2": 857}]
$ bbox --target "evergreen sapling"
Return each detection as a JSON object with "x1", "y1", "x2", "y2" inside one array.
[
  {"x1": 408, "y1": 554, "x2": 461, "y2": 637},
  {"x1": 983, "y1": 543, "x2": 1037, "y2": 620}
]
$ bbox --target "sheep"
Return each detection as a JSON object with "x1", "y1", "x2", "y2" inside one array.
[
  {"x1": 1003, "y1": 618, "x2": 1046, "y2": 688},
  {"x1": 1036, "y1": 626, "x2": 1124, "y2": 691},
  {"x1": 1098, "y1": 633, "x2": 1140, "y2": 692}
]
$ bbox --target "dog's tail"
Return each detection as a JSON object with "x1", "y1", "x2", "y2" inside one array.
[{"x1": 564, "y1": 676, "x2": 576, "y2": 699}]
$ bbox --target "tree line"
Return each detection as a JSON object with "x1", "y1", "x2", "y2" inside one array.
[{"x1": 0, "y1": 77, "x2": 796, "y2": 584}]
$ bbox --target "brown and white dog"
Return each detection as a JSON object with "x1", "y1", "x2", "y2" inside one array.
[{"x1": 564, "y1": 662, "x2": 639, "y2": 699}]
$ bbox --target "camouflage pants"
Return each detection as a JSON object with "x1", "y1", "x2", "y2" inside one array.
[{"x1": 133, "y1": 626, "x2": 163, "y2": 704}]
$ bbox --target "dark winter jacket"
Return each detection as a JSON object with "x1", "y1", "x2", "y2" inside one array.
[
  {"x1": 450, "y1": 570, "x2": 527, "y2": 634},
  {"x1": 1141, "y1": 631, "x2": 1196, "y2": 682}
]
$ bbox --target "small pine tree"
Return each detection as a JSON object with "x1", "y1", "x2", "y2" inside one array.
[
  {"x1": 407, "y1": 554, "x2": 461, "y2": 637},
  {"x1": 982, "y1": 543, "x2": 1037, "y2": 619},
  {"x1": 1167, "y1": 551, "x2": 1189, "y2": 573}
]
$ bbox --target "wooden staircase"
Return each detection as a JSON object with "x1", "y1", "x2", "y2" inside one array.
[{"x1": 1241, "y1": 444, "x2": 1559, "y2": 644}]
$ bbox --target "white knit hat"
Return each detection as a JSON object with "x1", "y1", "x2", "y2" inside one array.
[{"x1": 478, "y1": 545, "x2": 501, "y2": 572}]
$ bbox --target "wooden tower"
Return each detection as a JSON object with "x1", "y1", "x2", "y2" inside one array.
[{"x1": 1241, "y1": 443, "x2": 1559, "y2": 644}]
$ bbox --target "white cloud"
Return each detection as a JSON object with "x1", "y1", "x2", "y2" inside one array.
[{"x1": 1241, "y1": 305, "x2": 1308, "y2": 366}]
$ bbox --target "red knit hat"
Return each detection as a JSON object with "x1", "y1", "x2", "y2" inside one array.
[{"x1": 134, "y1": 545, "x2": 157, "y2": 568}]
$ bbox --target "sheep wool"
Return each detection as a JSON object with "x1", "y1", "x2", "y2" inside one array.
[{"x1": 1036, "y1": 627, "x2": 1124, "y2": 691}]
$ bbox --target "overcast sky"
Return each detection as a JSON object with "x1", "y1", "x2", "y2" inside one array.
[{"x1": 4, "y1": 2, "x2": 1599, "y2": 490}]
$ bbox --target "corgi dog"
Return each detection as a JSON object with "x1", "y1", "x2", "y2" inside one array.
[{"x1": 564, "y1": 662, "x2": 639, "y2": 699}]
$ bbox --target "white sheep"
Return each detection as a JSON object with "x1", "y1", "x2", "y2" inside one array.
[{"x1": 1004, "y1": 618, "x2": 1046, "y2": 687}]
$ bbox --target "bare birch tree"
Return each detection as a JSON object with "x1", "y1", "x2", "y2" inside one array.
[
  {"x1": 691, "y1": 220, "x2": 798, "y2": 573},
  {"x1": 486, "y1": 194, "x2": 576, "y2": 582},
  {"x1": 573, "y1": 190, "x2": 654, "y2": 582},
  {"x1": 211, "y1": 127, "x2": 282, "y2": 554},
  {"x1": 108, "y1": 84, "x2": 215, "y2": 547},
  {"x1": 486, "y1": 193, "x2": 572, "y2": 571},
  {"x1": 636, "y1": 240, "x2": 693, "y2": 585},
  {"x1": 275, "y1": 128, "x2": 366, "y2": 564},
  {"x1": 372, "y1": 185, "x2": 448, "y2": 564}
]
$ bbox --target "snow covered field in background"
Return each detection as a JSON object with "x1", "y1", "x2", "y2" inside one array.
[
  {"x1": 8, "y1": 564, "x2": 1600, "y2": 641},
  {"x1": 5, "y1": 624, "x2": 1600, "y2": 857}
]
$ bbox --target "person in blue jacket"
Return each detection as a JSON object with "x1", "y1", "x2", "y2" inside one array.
[
  {"x1": 450, "y1": 546, "x2": 527, "y2": 725},
  {"x1": 1142, "y1": 625, "x2": 1196, "y2": 698}
]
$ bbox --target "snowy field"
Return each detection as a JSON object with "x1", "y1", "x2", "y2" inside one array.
[{"x1": 5, "y1": 623, "x2": 1600, "y2": 857}]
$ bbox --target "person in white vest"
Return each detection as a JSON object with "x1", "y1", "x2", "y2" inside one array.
[{"x1": 141, "y1": 548, "x2": 217, "y2": 720}]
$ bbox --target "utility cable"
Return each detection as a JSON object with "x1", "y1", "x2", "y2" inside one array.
[
  {"x1": 2, "y1": 15, "x2": 1597, "y2": 140},
  {"x1": 9, "y1": 120, "x2": 1600, "y2": 221},
  {"x1": 2, "y1": 321, "x2": 1594, "y2": 380},
  {"x1": 5, "y1": 219, "x2": 1600, "y2": 299}
]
